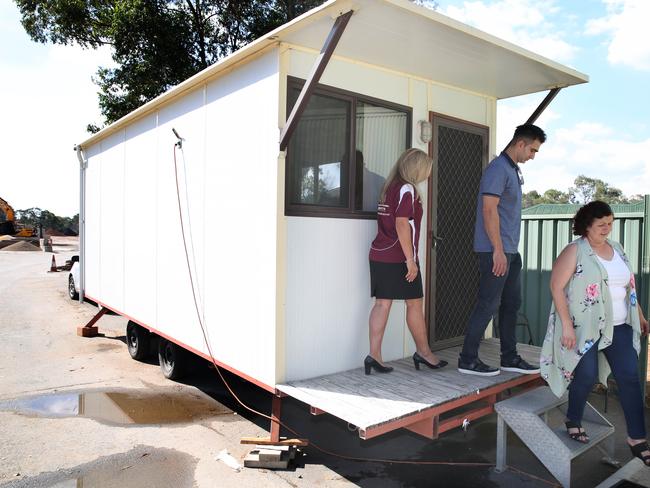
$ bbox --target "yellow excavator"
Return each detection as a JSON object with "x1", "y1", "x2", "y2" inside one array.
[{"x1": 0, "y1": 197, "x2": 35, "y2": 237}]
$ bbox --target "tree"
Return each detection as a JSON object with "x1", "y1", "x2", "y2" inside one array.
[
  {"x1": 568, "y1": 175, "x2": 627, "y2": 204},
  {"x1": 15, "y1": 0, "x2": 324, "y2": 127},
  {"x1": 16, "y1": 208, "x2": 79, "y2": 234},
  {"x1": 522, "y1": 188, "x2": 570, "y2": 207},
  {"x1": 523, "y1": 175, "x2": 638, "y2": 208},
  {"x1": 522, "y1": 190, "x2": 541, "y2": 208}
]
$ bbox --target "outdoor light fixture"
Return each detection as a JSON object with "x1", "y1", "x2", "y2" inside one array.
[{"x1": 418, "y1": 120, "x2": 432, "y2": 144}]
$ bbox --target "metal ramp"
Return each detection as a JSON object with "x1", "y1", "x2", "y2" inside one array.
[{"x1": 495, "y1": 386, "x2": 616, "y2": 488}]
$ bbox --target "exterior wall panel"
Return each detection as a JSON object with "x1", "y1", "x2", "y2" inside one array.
[
  {"x1": 83, "y1": 144, "x2": 103, "y2": 299},
  {"x1": 203, "y1": 50, "x2": 280, "y2": 387},
  {"x1": 283, "y1": 49, "x2": 492, "y2": 380},
  {"x1": 82, "y1": 49, "x2": 281, "y2": 388},
  {"x1": 156, "y1": 88, "x2": 207, "y2": 360},
  {"x1": 123, "y1": 114, "x2": 158, "y2": 328},
  {"x1": 98, "y1": 131, "x2": 126, "y2": 312}
]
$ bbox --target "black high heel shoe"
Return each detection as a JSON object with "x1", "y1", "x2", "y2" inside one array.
[
  {"x1": 413, "y1": 352, "x2": 448, "y2": 370},
  {"x1": 364, "y1": 355, "x2": 393, "y2": 375}
]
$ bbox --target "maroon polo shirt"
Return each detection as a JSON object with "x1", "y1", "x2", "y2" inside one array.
[{"x1": 369, "y1": 180, "x2": 423, "y2": 263}]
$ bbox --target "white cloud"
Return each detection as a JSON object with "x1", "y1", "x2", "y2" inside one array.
[
  {"x1": 441, "y1": 0, "x2": 579, "y2": 63},
  {"x1": 0, "y1": 3, "x2": 113, "y2": 217},
  {"x1": 520, "y1": 122, "x2": 650, "y2": 198},
  {"x1": 585, "y1": 0, "x2": 650, "y2": 71},
  {"x1": 496, "y1": 95, "x2": 649, "y2": 199},
  {"x1": 496, "y1": 94, "x2": 560, "y2": 152}
]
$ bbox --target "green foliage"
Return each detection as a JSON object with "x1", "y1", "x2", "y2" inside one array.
[
  {"x1": 523, "y1": 174, "x2": 641, "y2": 208},
  {"x1": 16, "y1": 208, "x2": 79, "y2": 234},
  {"x1": 523, "y1": 188, "x2": 570, "y2": 207},
  {"x1": 568, "y1": 175, "x2": 627, "y2": 204},
  {"x1": 15, "y1": 0, "x2": 324, "y2": 126}
]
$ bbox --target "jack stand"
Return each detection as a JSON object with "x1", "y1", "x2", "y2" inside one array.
[{"x1": 77, "y1": 307, "x2": 108, "y2": 337}]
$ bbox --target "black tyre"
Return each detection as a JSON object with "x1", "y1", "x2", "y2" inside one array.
[
  {"x1": 126, "y1": 321, "x2": 150, "y2": 361},
  {"x1": 158, "y1": 338, "x2": 187, "y2": 380},
  {"x1": 68, "y1": 275, "x2": 79, "y2": 300}
]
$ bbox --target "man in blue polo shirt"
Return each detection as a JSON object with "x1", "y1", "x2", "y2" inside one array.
[{"x1": 458, "y1": 124, "x2": 546, "y2": 376}]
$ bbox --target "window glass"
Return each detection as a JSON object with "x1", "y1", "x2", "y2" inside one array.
[
  {"x1": 285, "y1": 80, "x2": 410, "y2": 216},
  {"x1": 355, "y1": 101, "x2": 408, "y2": 211},
  {"x1": 288, "y1": 89, "x2": 349, "y2": 207}
]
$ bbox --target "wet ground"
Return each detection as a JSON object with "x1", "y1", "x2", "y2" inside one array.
[
  {"x1": 0, "y1": 389, "x2": 233, "y2": 426},
  {"x1": 4, "y1": 446, "x2": 196, "y2": 488}
]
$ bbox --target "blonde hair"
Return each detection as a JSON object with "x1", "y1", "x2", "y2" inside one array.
[{"x1": 379, "y1": 148, "x2": 432, "y2": 203}]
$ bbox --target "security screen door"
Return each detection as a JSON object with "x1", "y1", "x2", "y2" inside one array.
[{"x1": 427, "y1": 114, "x2": 488, "y2": 349}]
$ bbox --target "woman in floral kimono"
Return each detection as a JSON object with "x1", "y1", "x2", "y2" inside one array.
[{"x1": 540, "y1": 201, "x2": 649, "y2": 465}]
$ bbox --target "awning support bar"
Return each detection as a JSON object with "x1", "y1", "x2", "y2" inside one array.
[
  {"x1": 526, "y1": 87, "x2": 562, "y2": 125},
  {"x1": 279, "y1": 10, "x2": 353, "y2": 151}
]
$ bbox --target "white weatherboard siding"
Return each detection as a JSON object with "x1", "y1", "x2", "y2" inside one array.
[
  {"x1": 123, "y1": 114, "x2": 158, "y2": 328},
  {"x1": 156, "y1": 87, "x2": 207, "y2": 359},
  {"x1": 284, "y1": 50, "x2": 414, "y2": 381},
  {"x1": 282, "y1": 48, "x2": 494, "y2": 381},
  {"x1": 83, "y1": 143, "x2": 102, "y2": 300},
  {"x1": 98, "y1": 131, "x2": 126, "y2": 312},
  {"x1": 83, "y1": 49, "x2": 281, "y2": 388},
  {"x1": 202, "y1": 50, "x2": 280, "y2": 387},
  {"x1": 284, "y1": 217, "x2": 381, "y2": 381},
  {"x1": 288, "y1": 48, "x2": 410, "y2": 107},
  {"x1": 430, "y1": 83, "x2": 489, "y2": 126}
]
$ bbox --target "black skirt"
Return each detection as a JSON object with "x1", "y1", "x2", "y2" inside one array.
[{"x1": 370, "y1": 260, "x2": 423, "y2": 299}]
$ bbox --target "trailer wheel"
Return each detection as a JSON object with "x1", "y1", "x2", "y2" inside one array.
[
  {"x1": 126, "y1": 321, "x2": 150, "y2": 361},
  {"x1": 158, "y1": 339, "x2": 186, "y2": 380},
  {"x1": 68, "y1": 275, "x2": 79, "y2": 300}
]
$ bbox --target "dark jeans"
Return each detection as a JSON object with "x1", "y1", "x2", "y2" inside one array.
[
  {"x1": 460, "y1": 252, "x2": 521, "y2": 364},
  {"x1": 567, "y1": 324, "x2": 646, "y2": 439}
]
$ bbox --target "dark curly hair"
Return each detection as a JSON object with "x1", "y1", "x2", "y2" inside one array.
[{"x1": 573, "y1": 201, "x2": 613, "y2": 237}]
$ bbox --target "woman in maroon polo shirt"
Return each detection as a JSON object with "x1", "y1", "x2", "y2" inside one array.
[{"x1": 365, "y1": 148, "x2": 448, "y2": 374}]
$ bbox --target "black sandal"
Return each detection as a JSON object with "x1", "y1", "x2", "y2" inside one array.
[
  {"x1": 629, "y1": 441, "x2": 650, "y2": 466},
  {"x1": 565, "y1": 421, "x2": 589, "y2": 443}
]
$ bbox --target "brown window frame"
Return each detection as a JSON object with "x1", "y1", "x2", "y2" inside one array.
[{"x1": 285, "y1": 76, "x2": 412, "y2": 219}]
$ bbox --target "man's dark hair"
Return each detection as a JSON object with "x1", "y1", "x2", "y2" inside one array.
[
  {"x1": 573, "y1": 200, "x2": 613, "y2": 236},
  {"x1": 510, "y1": 124, "x2": 547, "y2": 145}
]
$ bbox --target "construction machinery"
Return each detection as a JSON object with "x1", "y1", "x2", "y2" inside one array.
[{"x1": 0, "y1": 197, "x2": 36, "y2": 237}]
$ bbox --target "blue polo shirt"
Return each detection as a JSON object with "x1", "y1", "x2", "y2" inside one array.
[{"x1": 473, "y1": 152, "x2": 522, "y2": 253}]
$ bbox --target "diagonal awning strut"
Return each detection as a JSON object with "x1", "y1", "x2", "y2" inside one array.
[{"x1": 279, "y1": 10, "x2": 353, "y2": 151}]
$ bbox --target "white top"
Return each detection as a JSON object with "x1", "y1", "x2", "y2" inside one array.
[{"x1": 597, "y1": 251, "x2": 630, "y2": 325}]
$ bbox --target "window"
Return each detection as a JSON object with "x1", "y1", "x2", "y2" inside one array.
[{"x1": 286, "y1": 78, "x2": 411, "y2": 218}]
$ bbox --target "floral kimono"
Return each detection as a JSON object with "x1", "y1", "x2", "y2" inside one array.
[{"x1": 540, "y1": 237, "x2": 641, "y2": 397}]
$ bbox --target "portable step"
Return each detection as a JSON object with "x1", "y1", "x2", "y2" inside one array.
[{"x1": 495, "y1": 386, "x2": 616, "y2": 488}]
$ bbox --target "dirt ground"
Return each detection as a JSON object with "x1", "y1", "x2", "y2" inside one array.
[{"x1": 1, "y1": 236, "x2": 649, "y2": 488}]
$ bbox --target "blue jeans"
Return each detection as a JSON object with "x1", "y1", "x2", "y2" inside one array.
[
  {"x1": 460, "y1": 252, "x2": 521, "y2": 364},
  {"x1": 567, "y1": 324, "x2": 646, "y2": 439}
]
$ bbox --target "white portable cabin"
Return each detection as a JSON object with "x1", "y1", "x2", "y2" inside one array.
[{"x1": 75, "y1": 0, "x2": 587, "y2": 437}]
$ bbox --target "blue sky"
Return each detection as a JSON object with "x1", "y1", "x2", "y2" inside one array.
[
  {"x1": 1, "y1": 0, "x2": 648, "y2": 216},
  {"x1": 437, "y1": 0, "x2": 649, "y2": 199}
]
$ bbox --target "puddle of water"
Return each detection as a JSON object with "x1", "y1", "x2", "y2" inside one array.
[
  {"x1": 19, "y1": 447, "x2": 196, "y2": 488},
  {"x1": 0, "y1": 390, "x2": 232, "y2": 425}
]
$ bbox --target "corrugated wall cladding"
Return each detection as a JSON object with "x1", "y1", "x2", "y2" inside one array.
[{"x1": 519, "y1": 196, "x2": 650, "y2": 347}]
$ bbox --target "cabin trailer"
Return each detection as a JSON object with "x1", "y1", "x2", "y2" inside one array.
[{"x1": 74, "y1": 0, "x2": 588, "y2": 440}]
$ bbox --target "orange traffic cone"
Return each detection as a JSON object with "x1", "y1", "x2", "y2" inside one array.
[{"x1": 49, "y1": 255, "x2": 58, "y2": 272}]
